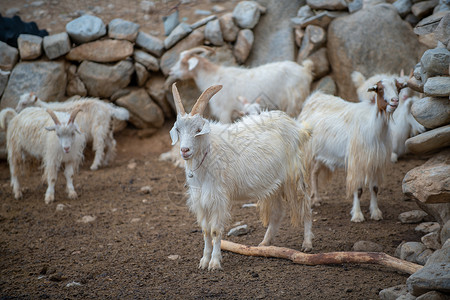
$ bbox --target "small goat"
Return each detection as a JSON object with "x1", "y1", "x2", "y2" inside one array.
[
  {"x1": 352, "y1": 71, "x2": 425, "y2": 162},
  {"x1": 168, "y1": 47, "x2": 314, "y2": 123},
  {"x1": 0, "y1": 107, "x2": 86, "y2": 204},
  {"x1": 170, "y1": 83, "x2": 313, "y2": 270},
  {"x1": 298, "y1": 77, "x2": 406, "y2": 222},
  {"x1": 16, "y1": 93, "x2": 129, "y2": 170}
]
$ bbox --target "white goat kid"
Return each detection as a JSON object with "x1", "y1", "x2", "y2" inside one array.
[
  {"x1": 0, "y1": 107, "x2": 85, "y2": 204},
  {"x1": 299, "y1": 78, "x2": 405, "y2": 222},
  {"x1": 16, "y1": 93, "x2": 129, "y2": 170},
  {"x1": 168, "y1": 47, "x2": 314, "y2": 123},
  {"x1": 170, "y1": 84, "x2": 313, "y2": 270}
]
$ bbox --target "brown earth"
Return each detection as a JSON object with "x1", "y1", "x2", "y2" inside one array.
[{"x1": 0, "y1": 1, "x2": 431, "y2": 299}]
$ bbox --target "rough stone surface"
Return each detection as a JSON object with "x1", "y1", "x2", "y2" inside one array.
[
  {"x1": 399, "y1": 210, "x2": 429, "y2": 224},
  {"x1": 400, "y1": 242, "x2": 427, "y2": 262},
  {"x1": 233, "y1": 29, "x2": 253, "y2": 64},
  {"x1": 407, "y1": 263, "x2": 450, "y2": 296},
  {"x1": 411, "y1": 97, "x2": 450, "y2": 129},
  {"x1": 205, "y1": 19, "x2": 224, "y2": 46},
  {"x1": 441, "y1": 220, "x2": 450, "y2": 245},
  {"x1": 116, "y1": 88, "x2": 164, "y2": 129},
  {"x1": 0, "y1": 132, "x2": 6, "y2": 160},
  {"x1": 412, "y1": 0, "x2": 440, "y2": 18},
  {"x1": 416, "y1": 248, "x2": 434, "y2": 265},
  {"x1": 227, "y1": 224, "x2": 250, "y2": 236},
  {"x1": 191, "y1": 15, "x2": 217, "y2": 30},
  {"x1": 415, "y1": 222, "x2": 441, "y2": 234},
  {"x1": 108, "y1": 18, "x2": 140, "y2": 42},
  {"x1": 379, "y1": 285, "x2": 409, "y2": 300},
  {"x1": 219, "y1": 13, "x2": 239, "y2": 42},
  {"x1": 145, "y1": 75, "x2": 174, "y2": 118},
  {"x1": 164, "y1": 23, "x2": 193, "y2": 49},
  {"x1": 405, "y1": 125, "x2": 450, "y2": 156},
  {"x1": 394, "y1": 0, "x2": 414, "y2": 17},
  {"x1": 297, "y1": 25, "x2": 326, "y2": 62},
  {"x1": 66, "y1": 39, "x2": 134, "y2": 62},
  {"x1": 306, "y1": 0, "x2": 348, "y2": 10},
  {"x1": 136, "y1": 32, "x2": 165, "y2": 57},
  {"x1": 295, "y1": 11, "x2": 347, "y2": 29},
  {"x1": 313, "y1": 75, "x2": 337, "y2": 95},
  {"x1": 0, "y1": 41, "x2": 19, "y2": 71},
  {"x1": 308, "y1": 47, "x2": 329, "y2": 80},
  {"x1": 43, "y1": 32, "x2": 71, "y2": 60},
  {"x1": 352, "y1": 240, "x2": 384, "y2": 252},
  {"x1": 417, "y1": 201, "x2": 450, "y2": 227},
  {"x1": 17, "y1": 34, "x2": 43, "y2": 60},
  {"x1": 134, "y1": 50, "x2": 159, "y2": 72},
  {"x1": 424, "y1": 76, "x2": 450, "y2": 97},
  {"x1": 420, "y1": 47, "x2": 450, "y2": 81},
  {"x1": 434, "y1": 13, "x2": 450, "y2": 46},
  {"x1": 416, "y1": 291, "x2": 448, "y2": 300},
  {"x1": 414, "y1": 11, "x2": 448, "y2": 36},
  {"x1": 135, "y1": 62, "x2": 150, "y2": 87},
  {"x1": 232, "y1": 1, "x2": 261, "y2": 29},
  {"x1": 163, "y1": 10, "x2": 179, "y2": 36},
  {"x1": 327, "y1": 4, "x2": 425, "y2": 101},
  {"x1": 421, "y1": 232, "x2": 441, "y2": 250},
  {"x1": 0, "y1": 61, "x2": 66, "y2": 109},
  {"x1": 66, "y1": 15, "x2": 106, "y2": 44},
  {"x1": 77, "y1": 60, "x2": 134, "y2": 98},
  {"x1": 66, "y1": 65, "x2": 87, "y2": 97},
  {"x1": 0, "y1": 70, "x2": 9, "y2": 97}
]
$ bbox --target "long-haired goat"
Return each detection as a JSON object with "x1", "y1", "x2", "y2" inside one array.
[
  {"x1": 168, "y1": 47, "x2": 314, "y2": 123},
  {"x1": 298, "y1": 77, "x2": 406, "y2": 222},
  {"x1": 170, "y1": 83, "x2": 313, "y2": 270},
  {"x1": 352, "y1": 71, "x2": 425, "y2": 162},
  {"x1": 0, "y1": 107, "x2": 86, "y2": 204},
  {"x1": 16, "y1": 93, "x2": 129, "y2": 170}
]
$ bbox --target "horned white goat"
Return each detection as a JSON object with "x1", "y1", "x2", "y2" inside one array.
[
  {"x1": 0, "y1": 107, "x2": 86, "y2": 204},
  {"x1": 168, "y1": 47, "x2": 314, "y2": 123},
  {"x1": 352, "y1": 71, "x2": 425, "y2": 162},
  {"x1": 16, "y1": 93, "x2": 129, "y2": 170},
  {"x1": 170, "y1": 83, "x2": 313, "y2": 270},
  {"x1": 298, "y1": 76, "x2": 406, "y2": 222}
]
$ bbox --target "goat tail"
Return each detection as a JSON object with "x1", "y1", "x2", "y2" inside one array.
[
  {"x1": 109, "y1": 103, "x2": 130, "y2": 121},
  {"x1": 301, "y1": 59, "x2": 314, "y2": 75},
  {"x1": 0, "y1": 108, "x2": 17, "y2": 130},
  {"x1": 351, "y1": 71, "x2": 366, "y2": 89}
]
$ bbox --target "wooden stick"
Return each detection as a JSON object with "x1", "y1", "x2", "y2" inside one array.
[{"x1": 221, "y1": 240, "x2": 422, "y2": 275}]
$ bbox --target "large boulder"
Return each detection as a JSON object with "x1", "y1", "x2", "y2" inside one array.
[
  {"x1": 405, "y1": 125, "x2": 450, "y2": 155},
  {"x1": 66, "y1": 15, "x2": 106, "y2": 44},
  {"x1": 65, "y1": 39, "x2": 134, "y2": 63},
  {"x1": 327, "y1": 4, "x2": 425, "y2": 101},
  {"x1": 0, "y1": 41, "x2": 19, "y2": 71},
  {"x1": 411, "y1": 97, "x2": 450, "y2": 129},
  {"x1": 0, "y1": 61, "x2": 67, "y2": 109}
]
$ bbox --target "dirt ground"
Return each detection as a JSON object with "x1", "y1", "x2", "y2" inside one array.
[{"x1": 0, "y1": 0, "x2": 431, "y2": 299}]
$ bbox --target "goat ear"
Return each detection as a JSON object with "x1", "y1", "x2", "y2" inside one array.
[
  {"x1": 367, "y1": 85, "x2": 378, "y2": 92},
  {"x1": 195, "y1": 121, "x2": 210, "y2": 137},
  {"x1": 45, "y1": 126, "x2": 56, "y2": 131},
  {"x1": 169, "y1": 125, "x2": 179, "y2": 145},
  {"x1": 396, "y1": 79, "x2": 407, "y2": 90},
  {"x1": 188, "y1": 57, "x2": 199, "y2": 71}
]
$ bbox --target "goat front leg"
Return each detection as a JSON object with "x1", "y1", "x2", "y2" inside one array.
[
  {"x1": 90, "y1": 132, "x2": 106, "y2": 170},
  {"x1": 208, "y1": 227, "x2": 223, "y2": 271},
  {"x1": 199, "y1": 225, "x2": 213, "y2": 270},
  {"x1": 369, "y1": 181, "x2": 383, "y2": 221},
  {"x1": 64, "y1": 162, "x2": 78, "y2": 199},
  {"x1": 44, "y1": 163, "x2": 59, "y2": 204},
  {"x1": 350, "y1": 188, "x2": 365, "y2": 222}
]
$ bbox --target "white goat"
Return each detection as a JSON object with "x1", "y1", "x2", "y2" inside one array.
[
  {"x1": 16, "y1": 93, "x2": 129, "y2": 170},
  {"x1": 170, "y1": 83, "x2": 313, "y2": 270},
  {"x1": 352, "y1": 71, "x2": 425, "y2": 162},
  {"x1": 298, "y1": 77, "x2": 406, "y2": 222},
  {"x1": 168, "y1": 47, "x2": 314, "y2": 123},
  {"x1": 0, "y1": 107, "x2": 86, "y2": 204}
]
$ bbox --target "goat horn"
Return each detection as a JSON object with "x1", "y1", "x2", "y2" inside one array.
[
  {"x1": 68, "y1": 108, "x2": 82, "y2": 124},
  {"x1": 185, "y1": 46, "x2": 215, "y2": 56},
  {"x1": 191, "y1": 85, "x2": 223, "y2": 116},
  {"x1": 46, "y1": 108, "x2": 61, "y2": 126},
  {"x1": 172, "y1": 83, "x2": 186, "y2": 115}
]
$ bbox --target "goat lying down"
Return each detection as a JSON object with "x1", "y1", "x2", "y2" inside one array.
[
  {"x1": 298, "y1": 77, "x2": 406, "y2": 222},
  {"x1": 0, "y1": 107, "x2": 86, "y2": 204},
  {"x1": 16, "y1": 93, "x2": 129, "y2": 170},
  {"x1": 170, "y1": 83, "x2": 313, "y2": 270},
  {"x1": 352, "y1": 71, "x2": 425, "y2": 162}
]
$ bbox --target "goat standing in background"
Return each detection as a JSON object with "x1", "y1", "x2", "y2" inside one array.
[{"x1": 170, "y1": 83, "x2": 313, "y2": 270}]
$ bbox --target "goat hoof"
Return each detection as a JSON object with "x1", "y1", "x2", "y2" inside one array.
[
  {"x1": 198, "y1": 257, "x2": 210, "y2": 269},
  {"x1": 258, "y1": 241, "x2": 270, "y2": 247},
  {"x1": 370, "y1": 210, "x2": 383, "y2": 221},
  {"x1": 90, "y1": 165, "x2": 99, "y2": 171},
  {"x1": 14, "y1": 191, "x2": 23, "y2": 199},
  {"x1": 302, "y1": 242, "x2": 313, "y2": 252},
  {"x1": 351, "y1": 214, "x2": 365, "y2": 223},
  {"x1": 208, "y1": 259, "x2": 222, "y2": 271},
  {"x1": 312, "y1": 201, "x2": 321, "y2": 207},
  {"x1": 44, "y1": 194, "x2": 54, "y2": 204},
  {"x1": 68, "y1": 191, "x2": 78, "y2": 199}
]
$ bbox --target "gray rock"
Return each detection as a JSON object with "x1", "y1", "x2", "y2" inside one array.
[
  {"x1": 5, "y1": 7, "x2": 20, "y2": 17},
  {"x1": 164, "y1": 23, "x2": 192, "y2": 49},
  {"x1": 66, "y1": 65, "x2": 87, "y2": 97},
  {"x1": 66, "y1": 39, "x2": 134, "y2": 63},
  {"x1": 327, "y1": 4, "x2": 425, "y2": 101},
  {"x1": 379, "y1": 285, "x2": 409, "y2": 300},
  {"x1": 0, "y1": 41, "x2": 19, "y2": 71},
  {"x1": 348, "y1": 0, "x2": 363, "y2": 13},
  {"x1": 424, "y1": 76, "x2": 450, "y2": 97},
  {"x1": 313, "y1": 75, "x2": 337, "y2": 95},
  {"x1": 134, "y1": 50, "x2": 159, "y2": 72},
  {"x1": 295, "y1": 11, "x2": 347, "y2": 28},
  {"x1": 195, "y1": 9, "x2": 212, "y2": 16},
  {"x1": 212, "y1": 5, "x2": 226, "y2": 13},
  {"x1": 232, "y1": 1, "x2": 261, "y2": 29},
  {"x1": 416, "y1": 248, "x2": 434, "y2": 265},
  {"x1": 307, "y1": 47, "x2": 329, "y2": 80},
  {"x1": 406, "y1": 124, "x2": 450, "y2": 155},
  {"x1": 205, "y1": 19, "x2": 224, "y2": 46},
  {"x1": 411, "y1": 97, "x2": 450, "y2": 129},
  {"x1": 108, "y1": 18, "x2": 140, "y2": 42},
  {"x1": 426, "y1": 240, "x2": 450, "y2": 265},
  {"x1": 414, "y1": 11, "x2": 449, "y2": 36},
  {"x1": 416, "y1": 291, "x2": 448, "y2": 300},
  {"x1": 415, "y1": 222, "x2": 441, "y2": 234},
  {"x1": 420, "y1": 47, "x2": 450, "y2": 82},
  {"x1": 17, "y1": 34, "x2": 42, "y2": 60},
  {"x1": 434, "y1": 13, "x2": 450, "y2": 46},
  {"x1": 400, "y1": 242, "x2": 427, "y2": 262},
  {"x1": 219, "y1": 13, "x2": 239, "y2": 42},
  {"x1": 297, "y1": 25, "x2": 326, "y2": 63},
  {"x1": 66, "y1": 15, "x2": 106, "y2": 44},
  {"x1": 412, "y1": 0, "x2": 440, "y2": 18},
  {"x1": 227, "y1": 224, "x2": 250, "y2": 236},
  {"x1": 399, "y1": 210, "x2": 429, "y2": 224},
  {"x1": 0, "y1": 132, "x2": 6, "y2": 160},
  {"x1": 422, "y1": 232, "x2": 442, "y2": 250},
  {"x1": 116, "y1": 88, "x2": 164, "y2": 129},
  {"x1": 0, "y1": 61, "x2": 67, "y2": 109},
  {"x1": 140, "y1": 0, "x2": 155, "y2": 14},
  {"x1": 352, "y1": 240, "x2": 384, "y2": 252},
  {"x1": 77, "y1": 60, "x2": 134, "y2": 98},
  {"x1": 393, "y1": 0, "x2": 414, "y2": 17},
  {"x1": 43, "y1": 32, "x2": 71, "y2": 60},
  {"x1": 406, "y1": 263, "x2": 450, "y2": 296},
  {"x1": 233, "y1": 29, "x2": 253, "y2": 64},
  {"x1": 136, "y1": 32, "x2": 164, "y2": 57},
  {"x1": 441, "y1": 220, "x2": 450, "y2": 245},
  {"x1": 145, "y1": 75, "x2": 174, "y2": 118},
  {"x1": 163, "y1": 10, "x2": 179, "y2": 36},
  {"x1": 0, "y1": 70, "x2": 9, "y2": 97},
  {"x1": 135, "y1": 62, "x2": 150, "y2": 87},
  {"x1": 297, "y1": 5, "x2": 314, "y2": 19},
  {"x1": 397, "y1": 293, "x2": 419, "y2": 300},
  {"x1": 306, "y1": 0, "x2": 348, "y2": 10},
  {"x1": 415, "y1": 201, "x2": 450, "y2": 225},
  {"x1": 191, "y1": 15, "x2": 217, "y2": 30}
]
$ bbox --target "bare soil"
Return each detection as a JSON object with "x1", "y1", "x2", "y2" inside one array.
[{"x1": 0, "y1": 1, "x2": 429, "y2": 299}]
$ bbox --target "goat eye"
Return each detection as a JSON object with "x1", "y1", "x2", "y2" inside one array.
[{"x1": 196, "y1": 128, "x2": 201, "y2": 133}]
